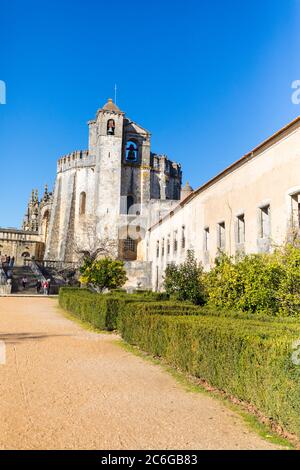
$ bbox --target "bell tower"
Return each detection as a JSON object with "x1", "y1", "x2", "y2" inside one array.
[{"x1": 91, "y1": 98, "x2": 125, "y2": 256}]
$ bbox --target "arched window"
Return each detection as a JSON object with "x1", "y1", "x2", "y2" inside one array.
[
  {"x1": 125, "y1": 141, "x2": 138, "y2": 162},
  {"x1": 107, "y1": 119, "x2": 115, "y2": 135},
  {"x1": 127, "y1": 195, "x2": 134, "y2": 214},
  {"x1": 79, "y1": 192, "x2": 86, "y2": 215}
]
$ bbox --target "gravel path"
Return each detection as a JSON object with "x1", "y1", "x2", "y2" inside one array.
[{"x1": 0, "y1": 297, "x2": 282, "y2": 450}]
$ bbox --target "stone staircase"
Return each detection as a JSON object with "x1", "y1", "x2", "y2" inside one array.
[{"x1": 11, "y1": 266, "x2": 41, "y2": 294}]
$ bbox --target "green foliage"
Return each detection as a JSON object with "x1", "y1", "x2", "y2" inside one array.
[
  {"x1": 80, "y1": 257, "x2": 127, "y2": 292},
  {"x1": 59, "y1": 287, "x2": 300, "y2": 437},
  {"x1": 59, "y1": 288, "x2": 171, "y2": 331},
  {"x1": 275, "y1": 243, "x2": 300, "y2": 316},
  {"x1": 59, "y1": 287, "x2": 122, "y2": 330},
  {"x1": 205, "y1": 252, "x2": 283, "y2": 314},
  {"x1": 164, "y1": 250, "x2": 206, "y2": 305},
  {"x1": 119, "y1": 303, "x2": 300, "y2": 437},
  {"x1": 205, "y1": 245, "x2": 300, "y2": 316},
  {"x1": 79, "y1": 256, "x2": 93, "y2": 275}
]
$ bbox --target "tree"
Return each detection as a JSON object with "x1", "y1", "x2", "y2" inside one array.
[
  {"x1": 74, "y1": 214, "x2": 117, "y2": 262},
  {"x1": 80, "y1": 257, "x2": 127, "y2": 292},
  {"x1": 164, "y1": 250, "x2": 206, "y2": 304}
]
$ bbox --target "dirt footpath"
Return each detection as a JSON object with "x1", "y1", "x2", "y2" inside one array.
[{"x1": 0, "y1": 297, "x2": 281, "y2": 450}]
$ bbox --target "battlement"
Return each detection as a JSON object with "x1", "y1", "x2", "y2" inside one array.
[
  {"x1": 151, "y1": 154, "x2": 181, "y2": 178},
  {"x1": 57, "y1": 150, "x2": 95, "y2": 173}
]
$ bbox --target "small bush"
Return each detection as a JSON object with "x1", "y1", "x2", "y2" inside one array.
[
  {"x1": 164, "y1": 250, "x2": 206, "y2": 305},
  {"x1": 80, "y1": 257, "x2": 127, "y2": 292}
]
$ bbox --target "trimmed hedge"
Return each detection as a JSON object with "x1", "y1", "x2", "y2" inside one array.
[
  {"x1": 58, "y1": 288, "x2": 170, "y2": 330},
  {"x1": 59, "y1": 288, "x2": 124, "y2": 330},
  {"x1": 119, "y1": 305, "x2": 300, "y2": 437},
  {"x1": 59, "y1": 287, "x2": 300, "y2": 437}
]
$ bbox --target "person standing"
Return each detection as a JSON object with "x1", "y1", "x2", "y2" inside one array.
[
  {"x1": 46, "y1": 278, "x2": 51, "y2": 295},
  {"x1": 36, "y1": 279, "x2": 42, "y2": 294},
  {"x1": 43, "y1": 280, "x2": 48, "y2": 295},
  {"x1": 22, "y1": 276, "x2": 28, "y2": 290}
]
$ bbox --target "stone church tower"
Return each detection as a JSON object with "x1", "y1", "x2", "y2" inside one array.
[{"x1": 43, "y1": 99, "x2": 182, "y2": 286}]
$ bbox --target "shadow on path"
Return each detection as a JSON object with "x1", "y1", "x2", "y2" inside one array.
[{"x1": 0, "y1": 332, "x2": 72, "y2": 344}]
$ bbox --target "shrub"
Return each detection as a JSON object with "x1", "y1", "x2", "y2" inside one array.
[
  {"x1": 119, "y1": 304, "x2": 300, "y2": 437},
  {"x1": 164, "y1": 250, "x2": 206, "y2": 304},
  {"x1": 205, "y1": 252, "x2": 284, "y2": 314},
  {"x1": 204, "y1": 247, "x2": 300, "y2": 316},
  {"x1": 275, "y1": 243, "x2": 300, "y2": 316},
  {"x1": 80, "y1": 257, "x2": 127, "y2": 292}
]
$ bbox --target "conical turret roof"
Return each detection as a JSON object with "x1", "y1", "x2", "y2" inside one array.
[{"x1": 101, "y1": 98, "x2": 123, "y2": 114}]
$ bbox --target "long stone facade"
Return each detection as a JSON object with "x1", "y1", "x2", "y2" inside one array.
[{"x1": 145, "y1": 116, "x2": 300, "y2": 290}]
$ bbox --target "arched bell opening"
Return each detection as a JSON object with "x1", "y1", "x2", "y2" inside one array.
[
  {"x1": 125, "y1": 140, "x2": 138, "y2": 162},
  {"x1": 107, "y1": 119, "x2": 115, "y2": 135}
]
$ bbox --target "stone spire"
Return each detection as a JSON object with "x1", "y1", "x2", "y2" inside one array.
[
  {"x1": 180, "y1": 181, "x2": 193, "y2": 201},
  {"x1": 22, "y1": 189, "x2": 40, "y2": 232},
  {"x1": 101, "y1": 98, "x2": 124, "y2": 114}
]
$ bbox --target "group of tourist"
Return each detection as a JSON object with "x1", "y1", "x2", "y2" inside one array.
[
  {"x1": 21, "y1": 277, "x2": 52, "y2": 295},
  {"x1": 36, "y1": 278, "x2": 52, "y2": 295}
]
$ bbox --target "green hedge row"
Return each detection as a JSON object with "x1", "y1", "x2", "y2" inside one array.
[
  {"x1": 58, "y1": 288, "x2": 171, "y2": 330},
  {"x1": 119, "y1": 305, "x2": 300, "y2": 437},
  {"x1": 59, "y1": 287, "x2": 300, "y2": 437}
]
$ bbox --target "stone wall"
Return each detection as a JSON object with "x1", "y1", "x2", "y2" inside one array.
[
  {"x1": 124, "y1": 260, "x2": 152, "y2": 290},
  {"x1": 0, "y1": 229, "x2": 44, "y2": 266}
]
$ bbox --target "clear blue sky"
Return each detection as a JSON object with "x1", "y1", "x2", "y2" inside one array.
[{"x1": 0, "y1": 0, "x2": 300, "y2": 227}]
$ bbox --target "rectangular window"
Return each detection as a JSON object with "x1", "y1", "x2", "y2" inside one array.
[
  {"x1": 204, "y1": 227, "x2": 209, "y2": 251},
  {"x1": 181, "y1": 226, "x2": 186, "y2": 249},
  {"x1": 217, "y1": 222, "x2": 225, "y2": 250},
  {"x1": 259, "y1": 205, "x2": 270, "y2": 238},
  {"x1": 167, "y1": 236, "x2": 170, "y2": 255},
  {"x1": 237, "y1": 214, "x2": 245, "y2": 244},
  {"x1": 124, "y1": 237, "x2": 136, "y2": 252},
  {"x1": 173, "y1": 231, "x2": 178, "y2": 253},
  {"x1": 156, "y1": 240, "x2": 159, "y2": 258},
  {"x1": 161, "y1": 238, "x2": 165, "y2": 257},
  {"x1": 291, "y1": 193, "x2": 300, "y2": 229}
]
